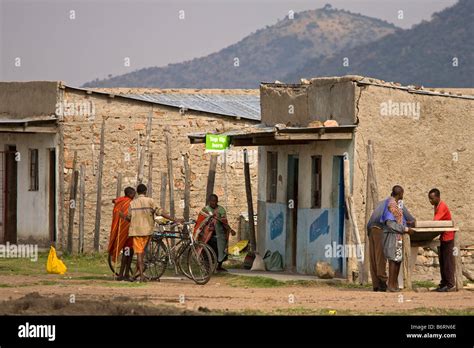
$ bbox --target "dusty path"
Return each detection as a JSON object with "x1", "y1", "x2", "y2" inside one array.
[{"x1": 0, "y1": 274, "x2": 472, "y2": 315}]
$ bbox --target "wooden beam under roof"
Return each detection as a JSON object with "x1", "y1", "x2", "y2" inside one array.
[
  {"x1": 0, "y1": 125, "x2": 57, "y2": 133},
  {"x1": 274, "y1": 132, "x2": 352, "y2": 141}
]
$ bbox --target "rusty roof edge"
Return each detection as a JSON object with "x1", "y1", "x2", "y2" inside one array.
[{"x1": 356, "y1": 80, "x2": 474, "y2": 100}]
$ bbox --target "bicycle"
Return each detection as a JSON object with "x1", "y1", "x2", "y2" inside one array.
[
  {"x1": 108, "y1": 246, "x2": 137, "y2": 280},
  {"x1": 147, "y1": 220, "x2": 217, "y2": 285}
]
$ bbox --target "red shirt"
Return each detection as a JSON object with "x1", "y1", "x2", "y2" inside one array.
[{"x1": 434, "y1": 200, "x2": 454, "y2": 242}]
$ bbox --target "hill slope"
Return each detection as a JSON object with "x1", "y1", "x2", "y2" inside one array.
[
  {"x1": 83, "y1": 6, "x2": 397, "y2": 88},
  {"x1": 285, "y1": 0, "x2": 474, "y2": 87}
]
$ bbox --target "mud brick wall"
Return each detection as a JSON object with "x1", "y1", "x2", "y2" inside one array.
[{"x1": 59, "y1": 89, "x2": 258, "y2": 252}]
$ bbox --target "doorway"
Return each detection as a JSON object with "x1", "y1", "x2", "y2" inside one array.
[
  {"x1": 3, "y1": 145, "x2": 18, "y2": 243},
  {"x1": 286, "y1": 155, "x2": 299, "y2": 271},
  {"x1": 49, "y1": 149, "x2": 56, "y2": 242}
]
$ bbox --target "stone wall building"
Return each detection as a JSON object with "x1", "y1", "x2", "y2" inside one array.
[
  {"x1": 0, "y1": 82, "x2": 260, "y2": 251},
  {"x1": 192, "y1": 75, "x2": 474, "y2": 283}
]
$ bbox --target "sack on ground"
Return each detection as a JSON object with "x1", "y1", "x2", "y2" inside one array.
[
  {"x1": 46, "y1": 246, "x2": 67, "y2": 275},
  {"x1": 263, "y1": 250, "x2": 284, "y2": 272},
  {"x1": 250, "y1": 252, "x2": 266, "y2": 271}
]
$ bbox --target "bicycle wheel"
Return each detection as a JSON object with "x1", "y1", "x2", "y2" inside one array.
[
  {"x1": 108, "y1": 250, "x2": 137, "y2": 278},
  {"x1": 206, "y1": 245, "x2": 218, "y2": 274},
  {"x1": 143, "y1": 238, "x2": 169, "y2": 280},
  {"x1": 179, "y1": 242, "x2": 217, "y2": 277},
  {"x1": 177, "y1": 243, "x2": 193, "y2": 280},
  {"x1": 187, "y1": 242, "x2": 213, "y2": 285}
]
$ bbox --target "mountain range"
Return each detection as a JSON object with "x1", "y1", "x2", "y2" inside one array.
[{"x1": 83, "y1": 1, "x2": 473, "y2": 88}]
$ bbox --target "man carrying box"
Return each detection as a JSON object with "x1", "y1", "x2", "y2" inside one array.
[{"x1": 428, "y1": 188, "x2": 456, "y2": 292}]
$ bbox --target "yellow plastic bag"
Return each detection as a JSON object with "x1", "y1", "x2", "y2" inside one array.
[
  {"x1": 46, "y1": 246, "x2": 67, "y2": 275},
  {"x1": 228, "y1": 240, "x2": 249, "y2": 256}
]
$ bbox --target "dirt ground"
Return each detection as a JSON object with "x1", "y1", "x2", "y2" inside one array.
[{"x1": 0, "y1": 273, "x2": 473, "y2": 315}]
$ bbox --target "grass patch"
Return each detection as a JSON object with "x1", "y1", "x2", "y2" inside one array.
[
  {"x1": 225, "y1": 275, "x2": 286, "y2": 288},
  {"x1": 0, "y1": 252, "x2": 49, "y2": 276},
  {"x1": 222, "y1": 274, "x2": 343, "y2": 288},
  {"x1": 99, "y1": 281, "x2": 148, "y2": 288},
  {"x1": 38, "y1": 280, "x2": 60, "y2": 286},
  {"x1": 272, "y1": 307, "x2": 347, "y2": 316},
  {"x1": 413, "y1": 280, "x2": 437, "y2": 288},
  {"x1": 0, "y1": 252, "x2": 111, "y2": 277},
  {"x1": 382, "y1": 307, "x2": 474, "y2": 316},
  {"x1": 61, "y1": 253, "x2": 110, "y2": 275},
  {"x1": 0, "y1": 280, "x2": 60, "y2": 288},
  {"x1": 227, "y1": 307, "x2": 345, "y2": 316},
  {"x1": 285, "y1": 280, "x2": 324, "y2": 287},
  {"x1": 226, "y1": 306, "x2": 474, "y2": 316},
  {"x1": 72, "y1": 275, "x2": 111, "y2": 281},
  {"x1": 325, "y1": 281, "x2": 371, "y2": 289}
]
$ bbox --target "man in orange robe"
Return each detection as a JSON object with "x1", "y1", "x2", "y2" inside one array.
[{"x1": 108, "y1": 187, "x2": 136, "y2": 280}]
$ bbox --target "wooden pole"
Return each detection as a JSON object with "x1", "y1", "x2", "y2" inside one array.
[
  {"x1": 94, "y1": 119, "x2": 105, "y2": 252},
  {"x1": 244, "y1": 149, "x2": 256, "y2": 253},
  {"x1": 368, "y1": 141, "x2": 379, "y2": 205},
  {"x1": 402, "y1": 233, "x2": 412, "y2": 290},
  {"x1": 147, "y1": 153, "x2": 154, "y2": 198},
  {"x1": 58, "y1": 124, "x2": 65, "y2": 250},
  {"x1": 91, "y1": 143, "x2": 96, "y2": 176},
  {"x1": 165, "y1": 129, "x2": 175, "y2": 238},
  {"x1": 345, "y1": 219, "x2": 354, "y2": 282},
  {"x1": 137, "y1": 111, "x2": 153, "y2": 184},
  {"x1": 205, "y1": 154, "x2": 218, "y2": 205},
  {"x1": 362, "y1": 141, "x2": 375, "y2": 284},
  {"x1": 223, "y1": 150, "x2": 228, "y2": 209},
  {"x1": 343, "y1": 152, "x2": 363, "y2": 282},
  {"x1": 66, "y1": 151, "x2": 78, "y2": 254},
  {"x1": 78, "y1": 164, "x2": 85, "y2": 254},
  {"x1": 116, "y1": 173, "x2": 122, "y2": 198},
  {"x1": 160, "y1": 172, "x2": 167, "y2": 210},
  {"x1": 137, "y1": 147, "x2": 144, "y2": 185},
  {"x1": 183, "y1": 153, "x2": 191, "y2": 222},
  {"x1": 454, "y1": 232, "x2": 464, "y2": 291},
  {"x1": 67, "y1": 171, "x2": 79, "y2": 254},
  {"x1": 165, "y1": 127, "x2": 178, "y2": 247}
]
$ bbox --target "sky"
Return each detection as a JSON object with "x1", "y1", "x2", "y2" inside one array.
[{"x1": 0, "y1": 0, "x2": 458, "y2": 86}]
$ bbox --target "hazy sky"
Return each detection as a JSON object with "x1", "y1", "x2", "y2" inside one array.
[{"x1": 0, "y1": 0, "x2": 458, "y2": 86}]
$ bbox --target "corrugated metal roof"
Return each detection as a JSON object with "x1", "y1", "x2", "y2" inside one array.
[{"x1": 124, "y1": 93, "x2": 261, "y2": 121}]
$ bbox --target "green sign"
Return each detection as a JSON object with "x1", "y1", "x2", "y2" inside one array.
[{"x1": 205, "y1": 134, "x2": 230, "y2": 151}]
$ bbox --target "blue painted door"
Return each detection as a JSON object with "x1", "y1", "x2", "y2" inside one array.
[
  {"x1": 286, "y1": 155, "x2": 299, "y2": 271},
  {"x1": 333, "y1": 156, "x2": 346, "y2": 276}
]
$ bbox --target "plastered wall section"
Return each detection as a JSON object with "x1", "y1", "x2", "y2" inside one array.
[
  {"x1": 0, "y1": 82, "x2": 58, "y2": 118},
  {"x1": 352, "y1": 84, "x2": 474, "y2": 245},
  {"x1": 260, "y1": 85, "x2": 309, "y2": 126},
  {"x1": 259, "y1": 78, "x2": 357, "y2": 127},
  {"x1": 307, "y1": 79, "x2": 356, "y2": 125},
  {"x1": 0, "y1": 133, "x2": 57, "y2": 246}
]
